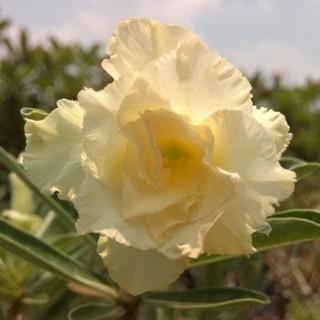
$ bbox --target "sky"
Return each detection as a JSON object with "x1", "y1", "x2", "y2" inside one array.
[{"x1": 1, "y1": 0, "x2": 319, "y2": 86}]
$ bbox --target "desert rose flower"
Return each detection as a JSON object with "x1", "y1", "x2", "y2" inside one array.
[{"x1": 23, "y1": 18, "x2": 296, "y2": 295}]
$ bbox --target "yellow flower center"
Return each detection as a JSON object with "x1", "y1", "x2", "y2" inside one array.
[{"x1": 160, "y1": 145, "x2": 189, "y2": 168}]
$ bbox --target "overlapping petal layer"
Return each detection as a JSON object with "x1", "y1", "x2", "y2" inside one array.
[
  {"x1": 102, "y1": 18, "x2": 194, "y2": 79},
  {"x1": 117, "y1": 38, "x2": 252, "y2": 127},
  {"x1": 252, "y1": 106, "x2": 292, "y2": 158},
  {"x1": 23, "y1": 99, "x2": 84, "y2": 200}
]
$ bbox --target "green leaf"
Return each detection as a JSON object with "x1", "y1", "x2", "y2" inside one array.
[
  {"x1": 190, "y1": 209, "x2": 320, "y2": 268},
  {"x1": 68, "y1": 302, "x2": 126, "y2": 320},
  {"x1": 143, "y1": 287, "x2": 270, "y2": 310},
  {"x1": 280, "y1": 156, "x2": 304, "y2": 169},
  {"x1": 253, "y1": 209, "x2": 320, "y2": 251},
  {"x1": 290, "y1": 161, "x2": 320, "y2": 180},
  {"x1": 21, "y1": 107, "x2": 48, "y2": 121},
  {"x1": 280, "y1": 157, "x2": 320, "y2": 180},
  {"x1": 0, "y1": 217, "x2": 118, "y2": 300}
]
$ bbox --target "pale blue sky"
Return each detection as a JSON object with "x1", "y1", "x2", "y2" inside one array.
[{"x1": 1, "y1": 0, "x2": 319, "y2": 85}]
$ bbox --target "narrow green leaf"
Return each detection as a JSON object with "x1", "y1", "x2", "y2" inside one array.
[
  {"x1": 190, "y1": 209, "x2": 320, "y2": 268},
  {"x1": 0, "y1": 217, "x2": 118, "y2": 300},
  {"x1": 143, "y1": 287, "x2": 270, "y2": 310},
  {"x1": 280, "y1": 157, "x2": 320, "y2": 180},
  {"x1": 68, "y1": 302, "x2": 126, "y2": 320},
  {"x1": 290, "y1": 162, "x2": 320, "y2": 180},
  {"x1": 280, "y1": 156, "x2": 304, "y2": 169},
  {"x1": 253, "y1": 210, "x2": 320, "y2": 251}
]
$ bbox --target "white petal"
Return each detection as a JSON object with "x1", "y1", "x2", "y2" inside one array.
[
  {"x1": 116, "y1": 79, "x2": 170, "y2": 128},
  {"x1": 78, "y1": 73, "x2": 137, "y2": 115},
  {"x1": 75, "y1": 175, "x2": 156, "y2": 250},
  {"x1": 79, "y1": 75, "x2": 136, "y2": 188},
  {"x1": 204, "y1": 202, "x2": 256, "y2": 256},
  {"x1": 23, "y1": 99, "x2": 84, "y2": 200},
  {"x1": 205, "y1": 109, "x2": 296, "y2": 228},
  {"x1": 156, "y1": 166, "x2": 239, "y2": 260},
  {"x1": 102, "y1": 18, "x2": 194, "y2": 79},
  {"x1": 130, "y1": 38, "x2": 252, "y2": 124},
  {"x1": 157, "y1": 209, "x2": 223, "y2": 260},
  {"x1": 97, "y1": 237, "x2": 189, "y2": 295},
  {"x1": 252, "y1": 106, "x2": 292, "y2": 158}
]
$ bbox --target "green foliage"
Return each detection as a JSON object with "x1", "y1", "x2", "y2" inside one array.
[
  {"x1": 0, "y1": 216, "x2": 117, "y2": 298},
  {"x1": 251, "y1": 73, "x2": 320, "y2": 162},
  {"x1": 143, "y1": 287, "x2": 270, "y2": 310}
]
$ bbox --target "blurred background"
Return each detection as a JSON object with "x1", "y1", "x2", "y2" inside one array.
[{"x1": 0, "y1": 1, "x2": 319, "y2": 319}]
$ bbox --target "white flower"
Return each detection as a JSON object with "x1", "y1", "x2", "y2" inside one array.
[{"x1": 23, "y1": 18, "x2": 296, "y2": 295}]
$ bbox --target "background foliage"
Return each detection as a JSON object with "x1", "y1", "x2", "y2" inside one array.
[{"x1": 0, "y1": 18, "x2": 319, "y2": 320}]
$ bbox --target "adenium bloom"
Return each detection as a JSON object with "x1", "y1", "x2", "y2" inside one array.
[{"x1": 23, "y1": 18, "x2": 295, "y2": 295}]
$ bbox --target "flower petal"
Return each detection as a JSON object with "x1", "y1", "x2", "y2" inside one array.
[
  {"x1": 127, "y1": 38, "x2": 252, "y2": 124},
  {"x1": 79, "y1": 75, "x2": 136, "y2": 189},
  {"x1": 102, "y1": 18, "x2": 194, "y2": 79},
  {"x1": 204, "y1": 202, "x2": 256, "y2": 256},
  {"x1": 23, "y1": 99, "x2": 84, "y2": 200},
  {"x1": 97, "y1": 237, "x2": 189, "y2": 295},
  {"x1": 205, "y1": 109, "x2": 295, "y2": 228},
  {"x1": 78, "y1": 73, "x2": 137, "y2": 115},
  {"x1": 252, "y1": 106, "x2": 292, "y2": 158},
  {"x1": 156, "y1": 166, "x2": 239, "y2": 260},
  {"x1": 75, "y1": 174, "x2": 156, "y2": 250}
]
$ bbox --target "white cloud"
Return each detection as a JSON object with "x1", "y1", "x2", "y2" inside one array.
[
  {"x1": 2, "y1": 0, "x2": 319, "y2": 86},
  {"x1": 228, "y1": 41, "x2": 320, "y2": 86},
  {"x1": 31, "y1": 0, "x2": 221, "y2": 45}
]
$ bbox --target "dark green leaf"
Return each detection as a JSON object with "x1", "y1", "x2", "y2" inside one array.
[
  {"x1": 290, "y1": 161, "x2": 320, "y2": 180},
  {"x1": 253, "y1": 209, "x2": 320, "y2": 251},
  {"x1": 143, "y1": 287, "x2": 270, "y2": 310},
  {"x1": 280, "y1": 156, "x2": 304, "y2": 169},
  {"x1": 68, "y1": 302, "x2": 126, "y2": 320}
]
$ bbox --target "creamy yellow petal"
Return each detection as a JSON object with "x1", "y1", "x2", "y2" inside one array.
[
  {"x1": 117, "y1": 79, "x2": 170, "y2": 128},
  {"x1": 23, "y1": 99, "x2": 84, "y2": 200},
  {"x1": 78, "y1": 73, "x2": 137, "y2": 115},
  {"x1": 75, "y1": 175, "x2": 156, "y2": 250},
  {"x1": 157, "y1": 209, "x2": 223, "y2": 260},
  {"x1": 97, "y1": 237, "x2": 189, "y2": 295},
  {"x1": 134, "y1": 38, "x2": 252, "y2": 124},
  {"x1": 252, "y1": 106, "x2": 292, "y2": 158},
  {"x1": 155, "y1": 166, "x2": 239, "y2": 260},
  {"x1": 79, "y1": 75, "x2": 136, "y2": 189},
  {"x1": 204, "y1": 202, "x2": 256, "y2": 256},
  {"x1": 102, "y1": 18, "x2": 194, "y2": 79},
  {"x1": 206, "y1": 109, "x2": 295, "y2": 228}
]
